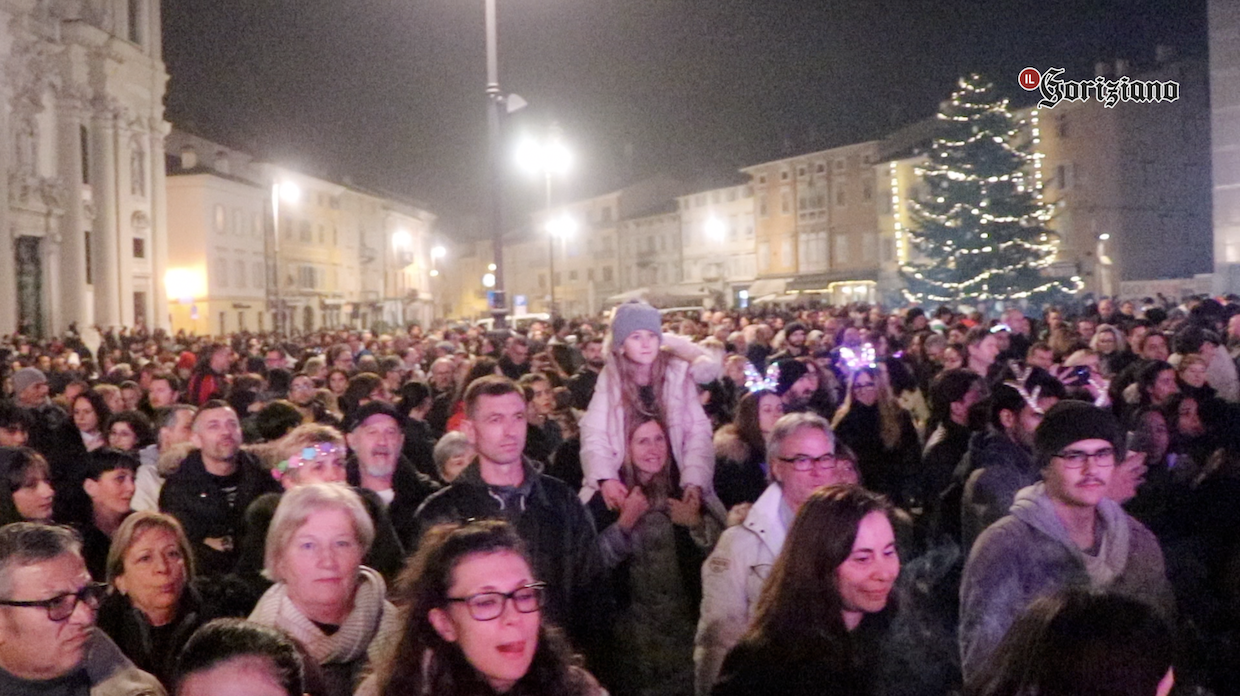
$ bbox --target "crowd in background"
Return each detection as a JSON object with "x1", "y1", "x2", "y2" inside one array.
[{"x1": 0, "y1": 292, "x2": 1238, "y2": 695}]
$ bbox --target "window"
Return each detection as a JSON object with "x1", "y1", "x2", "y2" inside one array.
[
  {"x1": 757, "y1": 174, "x2": 767, "y2": 185},
  {"x1": 816, "y1": 163, "x2": 826, "y2": 173},
  {"x1": 217, "y1": 258, "x2": 229, "y2": 288},
  {"x1": 759, "y1": 198, "x2": 769, "y2": 218},
  {"x1": 234, "y1": 260, "x2": 246, "y2": 288},
  {"x1": 862, "y1": 181, "x2": 873, "y2": 202},
  {"x1": 538, "y1": 274, "x2": 546, "y2": 289},
  {"x1": 84, "y1": 231, "x2": 93, "y2": 284},
  {"x1": 833, "y1": 234, "x2": 850, "y2": 264},
  {"x1": 253, "y1": 262, "x2": 264, "y2": 289},
  {"x1": 132, "y1": 237, "x2": 145, "y2": 258},
  {"x1": 553, "y1": 272, "x2": 562, "y2": 285},
  {"x1": 603, "y1": 266, "x2": 613, "y2": 282},
  {"x1": 133, "y1": 291, "x2": 147, "y2": 324},
  {"x1": 128, "y1": 0, "x2": 143, "y2": 44},
  {"x1": 1057, "y1": 116, "x2": 1069, "y2": 138},
  {"x1": 836, "y1": 187, "x2": 846, "y2": 207},
  {"x1": 834, "y1": 159, "x2": 845, "y2": 171},
  {"x1": 299, "y1": 221, "x2": 312, "y2": 242},
  {"x1": 130, "y1": 142, "x2": 145, "y2": 196},
  {"x1": 862, "y1": 233, "x2": 878, "y2": 261},
  {"x1": 254, "y1": 213, "x2": 263, "y2": 239},
  {"x1": 758, "y1": 241, "x2": 771, "y2": 270},
  {"x1": 569, "y1": 270, "x2": 578, "y2": 281},
  {"x1": 797, "y1": 166, "x2": 806, "y2": 177},
  {"x1": 214, "y1": 205, "x2": 226, "y2": 233},
  {"x1": 587, "y1": 269, "x2": 595, "y2": 282},
  {"x1": 781, "y1": 190, "x2": 791, "y2": 215},
  {"x1": 781, "y1": 238, "x2": 793, "y2": 267},
  {"x1": 298, "y1": 265, "x2": 319, "y2": 289},
  {"x1": 80, "y1": 126, "x2": 90, "y2": 184}
]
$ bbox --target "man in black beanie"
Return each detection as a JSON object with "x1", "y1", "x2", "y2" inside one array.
[
  {"x1": 772, "y1": 358, "x2": 814, "y2": 413},
  {"x1": 958, "y1": 400, "x2": 1174, "y2": 683}
]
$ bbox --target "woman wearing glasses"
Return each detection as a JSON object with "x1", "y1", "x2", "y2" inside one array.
[
  {"x1": 249, "y1": 483, "x2": 399, "y2": 696},
  {"x1": 712, "y1": 485, "x2": 900, "y2": 696},
  {"x1": 832, "y1": 366, "x2": 921, "y2": 506},
  {"x1": 359, "y1": 520, "x2": 604, "y2": 696}
]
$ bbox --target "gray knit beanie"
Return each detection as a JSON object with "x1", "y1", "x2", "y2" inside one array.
[
  {"x1": 11, "y1": 367, "x2": 46, "y2": 397},
  {"x1": 610, "y1": 301, "x2": 661, "y2": 346}
]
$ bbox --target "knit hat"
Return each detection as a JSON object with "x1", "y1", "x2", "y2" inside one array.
[
  {"x1": 772, "y1": 358, "x2": 809, "y2": 397},
  {"x1": 176, "y1": 351, "x2": 197, "y2": 371},
  {"x1": 784, "y1": 322, "x2": 808, "y2": 338},
  {"x1": 610, "y1": 301, "x2": 661, "y2": 346},
  {"x1": 1034, "y1": 400, "x2": 1121, "y2": 468},
  {"x1": 11, "y1": 367, "x2": 46, "y2": 397}
]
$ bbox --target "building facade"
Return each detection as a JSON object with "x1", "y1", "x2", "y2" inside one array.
[
  {"x1": 1212, "y1": 0, "x2": 1240, "y2": 293},
  {"x1": 1, "y1": 0, "x2": 169, "y2": 336},
  {"x1": 677, "y1": 180, "x2": 756, "y2": 307}
]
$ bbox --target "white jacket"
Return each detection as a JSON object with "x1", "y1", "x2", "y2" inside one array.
[
  {"x1": 692, "y1": 483, "x2": 789, "y2": 696},
  {"x1": 579, "y1": 333, "x2": 720, "y2": 501}
]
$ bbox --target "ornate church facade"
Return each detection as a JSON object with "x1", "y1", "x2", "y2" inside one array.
[{"x1": 1, "y1": 0, "x2": 168, "y2": 336}]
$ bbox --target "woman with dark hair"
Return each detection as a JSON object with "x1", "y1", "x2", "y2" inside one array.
[
  {"x1": 339, "y1": 373, "x2": 389, "y2": 422},
  {"x1": 186, "y1": 343, "x2": 232, "y2": 406},
  {"x1": 106, "y1": 409, "x2": 155, "y2": 453},
  {"x1": 589, "y1": 418, "x2": 724, "y2": 696},
  {"x1": 712, "y1": 389, "x2": 782, "y2": 509},
  {"x1": 78, "y1": 448, "x2": 138, "y2": 579},
  {"x1": 965, "y1": 590, "x2": 1175, "y2": 696},
  {"x1": 0, "y1": 446, "x2": 54, "y2": 525},
  {"x1": 326, "y1": 367, "x2": 351, "y2": 398},
  {"x1": 442, "y1": 356, "x2": 502, "y2": 433},
  {"x1": 358, "y1": 520, "x2": 604, "y2": 696},
  {"x1": 831, "y1": 367, "x2": 921, "y2": 506},
  {"x1": 72, "y1": 390, "x2": 112, "y2": 452},
  {"x1": 712, "y1": 485, "x2": 899, "y2": 696}
]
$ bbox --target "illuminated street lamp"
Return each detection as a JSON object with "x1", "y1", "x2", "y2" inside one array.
[
  {"x1": 271, "y1": 179, "x2": 301, "y2": 335},
  {"x1": 545, "y1": 214, "x2": 577, "y2": 312},
  {"x1": 517, "y1": 127, "x2": 573, "y2": 315}
]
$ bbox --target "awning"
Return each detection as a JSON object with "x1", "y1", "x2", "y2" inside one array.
[
  {"x1": 786, "y1": 269, "x2": 879, "y2": 292},
  {"x1": 746, "y1": 278, "x2": 789, "y2": 297},
  {"x1": 605, "y1": 286, "x2": 710, "y2": 309}
]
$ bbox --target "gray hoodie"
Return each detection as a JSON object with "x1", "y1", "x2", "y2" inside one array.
[{"x1": 958, "y1": 483, "x2": 1174, "y2": 684}]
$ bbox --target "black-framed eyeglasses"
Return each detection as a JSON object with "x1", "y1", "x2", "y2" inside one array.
[
  {"x1": 447, "y1": 582, "x2": 547, "y2": 621},
  {"x1": 1054, "y1": 447, "x2": 1116, "y2": 469},
  {"x1": 0, "y1": 583, "x2": 107, "y2": 621},
  {"x1": 777, "y1": 453, "x2": 841, "y2": 472}
]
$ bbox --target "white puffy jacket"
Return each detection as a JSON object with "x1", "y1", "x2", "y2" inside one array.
[
  {"x1": 579, "y1": 333, "x2": 720, "y2": 501},
  {"x1": 692, "y1": 483, "x2": 788, "y2": 696}
]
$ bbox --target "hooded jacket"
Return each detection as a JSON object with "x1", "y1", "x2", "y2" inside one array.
[
  {"x1": 959, "y1": 429, "x2": 1037, "y2": 549},
  {"x1": 694, "y1": 483, "x2": 789, "y2": 696},
  {"x1": 712, "y1": 425, "x2": 768, "y2": 509},
  {"x1": 959, "y1": 483, "x2": 1174, "y2": 683},
  {"x1": 580, "y1": 333, "x2": 720, "y2": 500}
]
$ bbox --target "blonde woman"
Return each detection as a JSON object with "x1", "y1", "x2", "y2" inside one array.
[{"x1": 830, "y1": 366, "x2": 921, "y2": 505}]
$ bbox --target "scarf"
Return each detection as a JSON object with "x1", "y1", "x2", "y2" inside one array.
[{"x1": 250, "y1": 565, "x2": 392, "y2": 666}]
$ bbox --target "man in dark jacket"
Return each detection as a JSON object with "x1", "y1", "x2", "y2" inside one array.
[
  {"x1": 159, "y1": 400, "x2": 281, "y2": 576},
  {"x1": 921, "y1": 369, "x2": 982, "y2": 516},
  {"x1": 498, "y1": 335, "x2": 532, "y2": 381},
  {"x1": 959, "y1": 401, "x2": 1175, "y2": 683},
  {"x1": 345, "y1": 401, "x2": 440, "y2": 547},
  {"x1": 567, "y1": 336, "x2": 605, "y2": 410},
  {"x1": 414, "y1": 375, "x2": 605, "y2": 652},
  {"x1": 960, "y1": 377, "x2": 1063, "y2": 549}
]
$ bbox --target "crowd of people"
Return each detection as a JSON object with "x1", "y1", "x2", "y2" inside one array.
[{"x1": 0, "y1": 292, "x2": 1238, "y2": 696}]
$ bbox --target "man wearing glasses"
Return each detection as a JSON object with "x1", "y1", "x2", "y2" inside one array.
[
  {"x1": 0, "y1": 523, "x2": 164, "y2": 695},
  {"x1": 959, "y1": 400, "x2": 1174, "y2": 684},
  {"x1": 694, "y1": 412, "x2": 858, "y2": 696}
]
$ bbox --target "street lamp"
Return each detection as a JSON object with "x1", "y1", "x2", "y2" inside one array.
[
  {"x1": 545, "y1": 214, "x2": 577, "y2": 313},
  {"x1": 517, "y1": 128, "x2": 573, "y2": 315},
  {"x1": 271, "y1": 180, "x2": 301, "y2": 335}
]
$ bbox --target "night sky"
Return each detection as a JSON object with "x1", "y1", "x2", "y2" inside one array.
[{"x1": 162, "y1": 0, "x2": 1207, "y2": 240}]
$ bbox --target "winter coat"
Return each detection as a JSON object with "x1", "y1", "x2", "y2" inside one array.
[
  {"x1": 96, "y1": 585, "x2": 212, "y2": 687},
  {"x1": 580, "y1": 333, "x2": 720, "y2": 500},
  {"x1": 959, "y1": 430, "x2": 1038, "y2": 550},
  {"x1": 346, "y1": 453, "x2": 441, "y2": 549},
  {"x1": 959, "y1": 483, "x2": 1175, "y2": 683},
  {"x1": 413, "y1": 458, "x2": 607, "y2": 652},
  {"x1": 157, "y1": 448, "x2": 281, "y2": 577},
  {"x1": 832, "y1": 402, "x2": 921, "y2": 506},
  {"x1": 694, "y1": 483, "x2": 789, "y2": 696},
  {"x1": 711, "y1": 425, "x2": 768, "y2": 510},
  {"x1": 589, "y1": 488, "x2": 725, "y2": 696}
]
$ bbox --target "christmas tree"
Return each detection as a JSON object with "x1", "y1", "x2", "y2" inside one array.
[{"x1": 900, "y1": 74, "x2": 1082, "y2": 304}]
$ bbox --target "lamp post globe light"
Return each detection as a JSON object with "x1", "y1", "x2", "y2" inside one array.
[{"x1": 270, "y1": 179, "x2": 301, "y2": 335}]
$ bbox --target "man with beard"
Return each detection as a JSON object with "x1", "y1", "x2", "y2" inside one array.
[
  {"x1": 959, "y1": 401, "x2": 1174, "y2": 683},
  {"x1": 772, "y1": 359, "x2": 817, "y2": 415},
  {"x1": 567, "y1": 336, "x2": 606, "y2": 410},
  {"x1": 344, "y1": 402, "x2": 439, "y2": 547},
  {"x1": 159, "y1": 401, "x2": 280, "y2": 576},
  {"x1": 770, "y1": 321, "x2": 809, "y2": 361}
]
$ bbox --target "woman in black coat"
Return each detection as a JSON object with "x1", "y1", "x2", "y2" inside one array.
[
  {"x1": 712, "y1": 486, "x2": 901, "y2": 696},
  {"x1": 831, "y1": 366, "x2": 921, "y2": 506}
]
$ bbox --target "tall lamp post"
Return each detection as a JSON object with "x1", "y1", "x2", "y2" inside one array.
[
  {"x1": 517, "y1": 129, "x2": 572, "y2": 314},
  {"x1": 483, "y1": 0, "x2": 507, "y2": 327},
  {"x1": 430, "y1": 245, "x2": 446, "y2": 321},
  {"x1": 271, "y1": 180, "x2": 300, "y2": 335}
]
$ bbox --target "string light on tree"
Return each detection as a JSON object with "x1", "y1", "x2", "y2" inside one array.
[{"x1": 900, "y1": 75, "x2": 1082, "y2": 304}]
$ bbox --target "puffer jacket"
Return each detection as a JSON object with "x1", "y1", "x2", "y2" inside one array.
[
  {"x1": 959, "y1": 482, "x2": 1175, "y2": 684},
  {"x1": 694, "y1": 483, "x2": 788, "y2": 696},
  {"x1": 580, "y1": 333, "x2": 720, "y2": 501}
]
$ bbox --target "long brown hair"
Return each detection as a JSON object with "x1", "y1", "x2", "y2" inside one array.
[
  {"x1": 619, "y1": 417, "x2": 676, "y2": 505},
  {"x1": 832, "y1": 366, "x2": 903, "y2": 451},
  {"x1": 733, "y1": 389, "x2": 775, "y2": 458},
  {"x1": 374, "y1": 521, "x2": 593, "y2": 696},
  {"x1": 743, "y1": 485, "x2": 894, "y2": 667},
  {"x1": 605, "y1": 334, "x2": 670, "y2": 449}
]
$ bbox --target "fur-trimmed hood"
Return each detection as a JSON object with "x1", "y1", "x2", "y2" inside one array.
[{"x1": 713, "y1": 424, "x2": 753, "y2": 465}]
